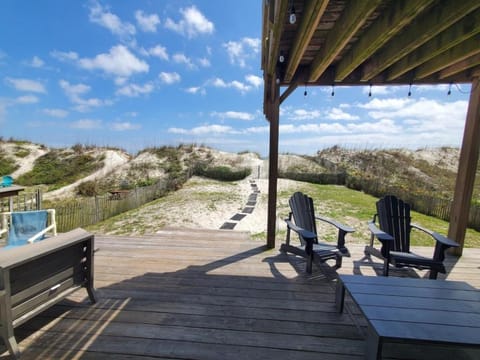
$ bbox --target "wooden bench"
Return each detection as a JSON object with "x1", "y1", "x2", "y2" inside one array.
[
  {"x1": 336, "y1": 275, "x2": 480, "y2": 359},
  {"x1": 0, "y1": 228, "x2": 96, "y2": 358}
]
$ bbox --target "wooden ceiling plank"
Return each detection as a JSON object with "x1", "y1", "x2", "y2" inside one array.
[
  {"x1": 308, "y1": 0, "x2": 382, "y2": 82},
  {"x1": 284, "y1": 0, "x2": 329, "y2": 82},
  {"x1": 335, "y1": 0, "x2": 434, "y2": 81},
  {"x1": 439, "y1": 53, "x2": 480, "y2": 79},
  {"x1": 415, "y1": 35, "x2": 480, "y2": 79},
  {"x1": 267, "y1": 0, "x2": 290, "y2": 76},
  {"x1": 387, "y1": 8, "x2": 480, "y2": 81},
  {"x1": 361, "y1": 0, "x2": 480, "y2": 81}
]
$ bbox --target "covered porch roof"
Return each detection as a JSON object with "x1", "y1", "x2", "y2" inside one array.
[{"x1": 261, "y1": 0, "x2": 480, "y2": 253}]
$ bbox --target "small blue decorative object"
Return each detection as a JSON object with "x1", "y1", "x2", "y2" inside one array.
[{"x1": 1, "y1": 176, "x2": 13, "y2": 187}]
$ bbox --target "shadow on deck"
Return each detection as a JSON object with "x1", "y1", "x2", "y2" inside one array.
[{"x1": 3, "y1": 228, "x2": 479, "y2": 359}]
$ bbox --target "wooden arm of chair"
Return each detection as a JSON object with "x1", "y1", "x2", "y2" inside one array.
[
  {"x1": 316, "y1": 215, "x2": 354, "y2": 253},
  {"x1": 368, "y1": 220, "x2": 394, "y2": 258},
  {"x1": 411, "y1": 223, "x2": 459, "y2": 248},
  {"x1": 285, "y1": 219, "x2": 317, "y2": 254},
  {"x1": 368, "y1": 221, "x2": 394, "y2": 242},
  {"x1": 316, "y1": 215, "x2": 354, "y2": 234}
]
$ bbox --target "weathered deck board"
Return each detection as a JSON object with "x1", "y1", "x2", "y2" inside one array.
[{"x1": 2, "y1": 228, "x2": 479, "y2": 359}]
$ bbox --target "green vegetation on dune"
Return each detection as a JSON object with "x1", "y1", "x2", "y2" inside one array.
[
  {"x1": 16, "y1": 150, "x2": 105, "y2": 190},
  {"x1": 0, "y1": 153, "x2": 18, "y2": 176}
]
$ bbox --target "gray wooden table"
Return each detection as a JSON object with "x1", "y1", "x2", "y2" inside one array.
[{"x1": 336, "y1": 274, "x2": 480, "y2": 359}]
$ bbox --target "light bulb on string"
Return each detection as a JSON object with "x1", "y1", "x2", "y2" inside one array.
[
  {"x1": 331, "y1": 84, "x2": 335, "y2": 97},
  {"x1": 368, "y1": 84, "x2": 372, "y2": 97},
  {"x1": 289, "y1": 3, "x2": 296, "y2": 24},
  {"x1": 447, "y1": 82, "x2": 452, "y2": 96},
  {"x1": 408, "y1": 83, "x2": 412, "y2": 97}
]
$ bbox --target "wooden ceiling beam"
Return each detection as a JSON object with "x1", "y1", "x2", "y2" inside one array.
[
  {"x1": 361, "y1": 0, "x2": 480, "y2": 81},
  {"x1": 335, "y1": 0, "x2": 434, "y2": 82},
  {"x1": 266, "y1": 0, "x2": 290, "y2": 76},
  {"x1": 308, "y1": 0, "x2": 382, "y2": 82},
  {"x1": 415, "y1": 35, "x2": 480, "y2": 79},
  {"x1": 387, "y1": 9, "x2": 480, "y2": 81},
  {"x1": 440, "y1": 53, "x2": 480, "y2": 80},
  {"x1": 283, "y1": 0, "x2": 329, "y2": 82}
]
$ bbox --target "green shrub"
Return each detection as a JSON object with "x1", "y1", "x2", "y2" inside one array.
[
  {"x1": 14, "y1": 146, "x2": 31, "y2": 158},
  {"x1": 0, "y1": 153, "x2": 18, "y2": 176},
  {"x1": 16, "y1": 150, "x2": 104, "y2": 188},
  {"x1": 279, "y1": 171, "x2": 345, "y2": 185},
  {"x1": 195, "y1": 165, "x2": 251, "y2": 181},
  {"x1": 76, "y1": 180, "x2": 100, "y2": 196}
]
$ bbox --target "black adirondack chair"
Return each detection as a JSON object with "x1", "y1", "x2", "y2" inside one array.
[
  {"x1": 281, "y1": 192, "x2": 354, "y2": 273},
  {"x1": 365, "y1": 195, "x2": 459, "y2": 279}
]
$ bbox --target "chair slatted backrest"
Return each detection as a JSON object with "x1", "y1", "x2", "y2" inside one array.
[
  {"x1": 376, "y1": 195, "x2": 411, "y2": 253},
  {"x1": 8, "y1": 210, "x2": 48, "y2": 247},
  {"x1": 289, "y1": 192, "x2": 317, "y2": 246}
]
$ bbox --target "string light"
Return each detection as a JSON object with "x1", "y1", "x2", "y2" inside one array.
[
  {"x1": 368, "y1": 83, "x2": 372, "y2": 97},
  {"x1": 304, "y1": 84, "x2": 307, "y2": 97},
  {"x1": 447, "y1": 82, "x2": 452, "y2": 95},
  {"x1": 289, "y1": 1, "x2": 296, "y2": 24},
  {"x1": 331, "y1": 84, "x2": 335, "y2": 96},
  {"x1": 408, "y1": 83, "x2": 412, "y2": 97}
]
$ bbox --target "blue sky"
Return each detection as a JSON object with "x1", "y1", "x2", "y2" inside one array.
[{"x1": 0, "y1": 1, "x2": 472, "y2": 156}]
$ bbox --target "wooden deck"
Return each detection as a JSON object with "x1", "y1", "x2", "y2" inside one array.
[{"x1": 4, "y1": 228, "x2": 480, "y2": 359}]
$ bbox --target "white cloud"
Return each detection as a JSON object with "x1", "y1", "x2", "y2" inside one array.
[
  {"x1": 116, "y1": 82, "x2": 154, "y2": 97},
  {"x1": 89, "y1": 1, "x2": 135, "y2": 37},
  {"x1": 198, "y1": 57, "x2": 210, "y2": 67},
  {"x1": 169, "y1": 124, "x2": 235, "y2": 135},
  {"x1": 135, "y1": 10, "x2": 160, "y2": 32},
  {"x1": 209, "y1": 77, "x2": 251, "y2": 94},
  {"x1": 223, "y1": 37, "x2": 260, "y2": 68},
  {"x1": 79, "y1": 45, "x2": 149, "y2": 77},
  {"x1": 110, "y1": 121, "x2": 141, "y2": 131},
  {"x1": 172, "y1": 53, "x2": 195, "y2": 69},
  {"x1": 346, "y1": 118, "x2": 399, "y2": 133},
  {"x1": 185, "y1": 86, "x2": 206, "y2": 95},
  {"x1": 165, "y1": 6, "x2": 214, "y2": 38},
  {"x1": 43, "y1": 108, "x2": 69, "y2": 118},
  {"x1": 15, "y1": 95, "x2": 39, "y2": 104},
  {"x1": 59, "y1": 79, "x2": 112, "y2": 112},
  {"x1": 6, "y1": 77, "x2": 46, "y2": 93},
  {"x1": 359, "y1": 97, "x2": 411, "y2": 111},
  {"x1": 71, "y1": 119, "x2": 102, "y2": 129},
  {"x1": 51, "y1": 50, "x2": 79, "y2": 62},
  {"x1": 361, "y1": 98, "x2": 468, "y2": 131},
  {"x1": 28, "y1": 56, "x2": 44, "y2": 68},
  {"x1": 326, "y1": 108, "x2": 359, "y2": 121},
  {"x1": 159, "y1": 72, "x2": 181, "y2": 84},
  {"x1": 289, "y1": 109, "x2": 322, "y2": 121},
  {"x1": 245, "y1": 74, "x2": 262, "y2": 88},
  {"x1": 211, "y1": 111, "x2": 254, "y2": 121},
  {"x1": 143, "y1": 45, "x2": 169, "y2": 60}
]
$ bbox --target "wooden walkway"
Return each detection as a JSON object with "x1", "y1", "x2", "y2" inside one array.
[{"x1": 3, "y1": 228, "x2": 479, "y2": 359}]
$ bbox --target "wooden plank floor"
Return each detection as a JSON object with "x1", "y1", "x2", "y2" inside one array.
[{"x1": 3, "y1": 228, "x2": 479, "y2": 359}]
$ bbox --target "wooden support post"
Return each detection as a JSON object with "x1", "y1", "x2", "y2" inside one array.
[
  {"x1": 266, "y1": 81, "x2": 280, "y2": 249},
  {"x1": 448, "y1": 77, "x2": 480, "y2": 256}
]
